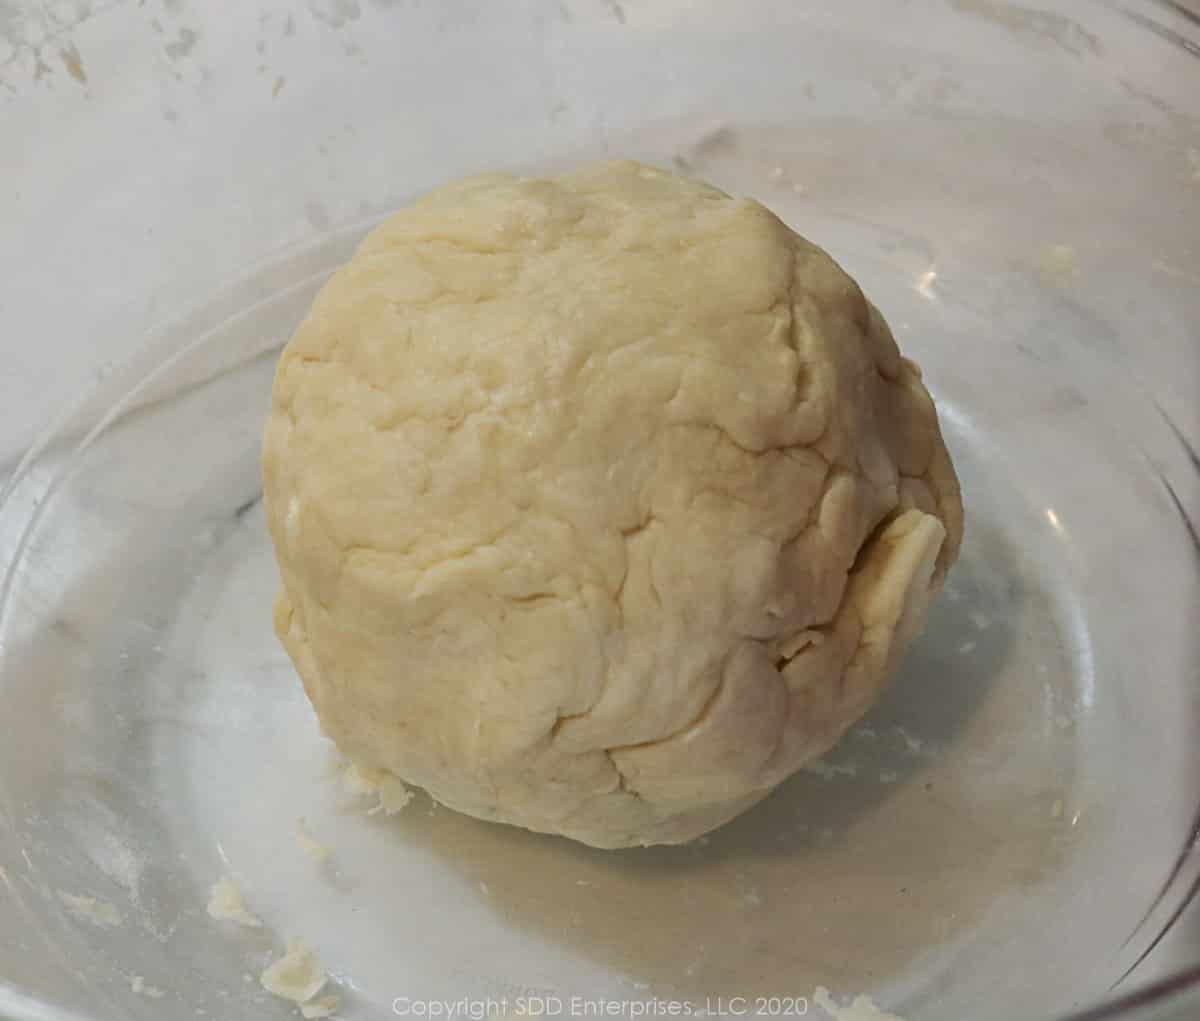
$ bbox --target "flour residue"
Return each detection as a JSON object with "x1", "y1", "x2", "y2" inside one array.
[
  {"x1": 57, "y1": 890, "x2": 122, "y2": 928},
  {"x1": 164, "y1": 26, "x2": 199, "y2": 61},
  {"x1": 129, "y1": 974, "x2": 166, "y2": 999},
  {"x1": 307, "y1": 0, "x2": 361, "y2": 30}
]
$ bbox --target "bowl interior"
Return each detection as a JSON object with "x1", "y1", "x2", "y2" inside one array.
[{"x1": 2, "y1": 3, "x2": 1199, "y2": 1020}]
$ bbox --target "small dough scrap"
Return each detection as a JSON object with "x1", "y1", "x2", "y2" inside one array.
[
  {"x1": 341, "y1": 762, "x2": 414, "y2": 815},
  {"x1": 813, "y1": 987, "x2": 905, "y2": 1021},
  {"x1": 206, "y1": 877, "x2": 262, "y2": 928},
  {"x1": 376, "y1": 773, "x2": 414, "y2": 815},
  {"x1": 260, "y1": 940, "x2": 328, "y2": 1004},
  {"x1": 302, "y1": 994, "x2": 342, "y2": 1019},
  {"x1": 264, "y1": 161, "x2": 963, "y2": 848}
]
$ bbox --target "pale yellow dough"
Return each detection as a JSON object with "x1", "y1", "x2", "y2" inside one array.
[{"x1": 263, "y1": 161, "x2": 962, "y2": 848}]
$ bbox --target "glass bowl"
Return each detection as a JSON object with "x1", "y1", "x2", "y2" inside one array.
[{"x1": 2, "y1": 2, "x2": 1198, "y2": 1019}]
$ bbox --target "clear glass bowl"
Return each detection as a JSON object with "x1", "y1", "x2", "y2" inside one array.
[{"x1": 2, "y1": 2, "x2": 1198, "y2": 1019}]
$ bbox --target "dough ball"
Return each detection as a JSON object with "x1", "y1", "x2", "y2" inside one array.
[{"x1": 263, "y1": 161, "x2": 963, "y2": 848}]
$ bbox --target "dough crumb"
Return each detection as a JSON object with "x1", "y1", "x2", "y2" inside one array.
[
  {"x1": 813, "y1": 986, "x2": 905, "y2": 1020},
  {"x1": 296, "y1": 818, "x2": 333, "y2": 864},
  {"x1": 206, "y1": 877, "x2": 262, "y2": 928},
  {"x1": 260, "y1": 940, "x2": 328, "y2": 1004},
  {"x1": 1038, "y1": 244, "x2": 1075, "y2": 281},
  {"x1": 301, "y1": 993, "x2": 341, "y2": 1019},
  {"x1": 376, "y1": 773, "x2": 415, "y2": 815},
  {"x1": 56, "y1": 890, "x2": 123, "y2": 928},
  {"x1": 343, "y1": 762, "x2": 414, "y2": 816}
]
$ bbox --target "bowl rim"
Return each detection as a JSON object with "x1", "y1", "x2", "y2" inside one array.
[{"x1": 1061, "y1": 963, "x2": 1200, "y2": 1021}]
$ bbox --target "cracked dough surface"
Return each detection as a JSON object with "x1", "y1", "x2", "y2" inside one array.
[{"x1": 263, "y1": 161, "x2": 963, "y2": 848}]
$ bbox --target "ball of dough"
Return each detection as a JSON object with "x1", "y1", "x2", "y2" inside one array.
[{"x1": 263, "y1": 161, "x2": 963, "y2": 849}]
